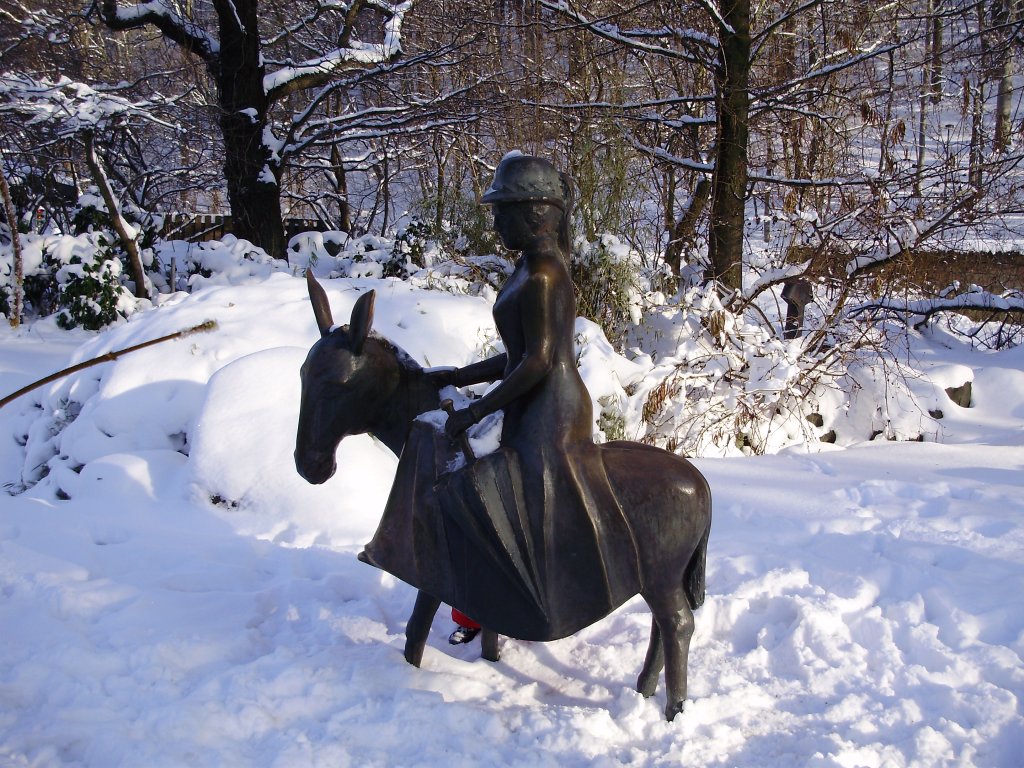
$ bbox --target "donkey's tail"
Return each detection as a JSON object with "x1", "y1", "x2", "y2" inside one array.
[{"x1": 684, "y1": 520, "x2": 711, "y2": 610}]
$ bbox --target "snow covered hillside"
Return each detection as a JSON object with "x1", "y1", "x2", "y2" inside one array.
[{"x1": 1, "y1": 273, "x2": 1022, "y2": 767}]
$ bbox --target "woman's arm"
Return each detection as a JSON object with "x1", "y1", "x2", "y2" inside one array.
[
  {"x1": 426, "y1": 353, "x2": 507, "y2": 389},
  {"x1": 453, "y1": 267, "x2": 559, "y2": 431},
  {"x1": 453, "y1": 353, "x2": 508, "y2": 386}
]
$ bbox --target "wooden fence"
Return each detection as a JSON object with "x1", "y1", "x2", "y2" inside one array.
[
  {"x1": 157, "y1": 213, "x2": 329, "y2": 244},
  {"x1": 787, "y1": 246, "x2": 1024, "y2": 295}
]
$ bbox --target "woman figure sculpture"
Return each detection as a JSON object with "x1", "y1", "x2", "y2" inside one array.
[{"x1": 415, "y1": 154, "x2": 641, "y2": 642}]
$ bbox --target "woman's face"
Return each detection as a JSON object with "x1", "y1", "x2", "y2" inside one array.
[{"x1": 491, "y1": 202, "x2": 533, "y2": 251}]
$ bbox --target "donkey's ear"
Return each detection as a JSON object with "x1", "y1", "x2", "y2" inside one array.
[
  {"x1": 348, "y1": 290, "x2": 375, "y2": 354},
  {"x1": 307, "y1": 269, "x2": 334, "y2": 336}
]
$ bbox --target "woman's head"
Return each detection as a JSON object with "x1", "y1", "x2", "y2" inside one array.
[
  {"x1": 483, "y1": 154, "x2": 573, "y2": 253},
  {"x1": 491, "y1": 201, "x2": 562, "y2": 251}
]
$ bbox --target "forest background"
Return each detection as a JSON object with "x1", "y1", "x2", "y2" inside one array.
[{"x1": 1, "y1": 0, "x2": 1024, "y2": 456}]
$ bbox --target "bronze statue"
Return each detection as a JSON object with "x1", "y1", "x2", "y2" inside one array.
[{"x1": 295, "y1": 155, "x2": 712, "y2": 720}]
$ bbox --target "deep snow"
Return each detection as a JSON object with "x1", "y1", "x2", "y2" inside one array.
[{"x1": 1, "y1": 273, "x2": 1022, "y2": 767}]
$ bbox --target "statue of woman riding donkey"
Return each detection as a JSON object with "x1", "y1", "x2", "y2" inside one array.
[{"x1": 295, "y1": 153, "x2": 712, "y2": 721}]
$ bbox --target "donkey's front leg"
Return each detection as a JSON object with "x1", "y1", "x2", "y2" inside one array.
[{"x1": 404, "y1": 590, "x2": 441, "y2": 667}]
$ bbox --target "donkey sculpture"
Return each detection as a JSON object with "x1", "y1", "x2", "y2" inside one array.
[{"x1": 294, "y1": 273, "x2": 712, "y2": 720}]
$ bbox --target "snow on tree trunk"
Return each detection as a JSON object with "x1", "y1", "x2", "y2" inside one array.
[{"x1": 0, "y1": 160, "x2": 23, "y2": 327}]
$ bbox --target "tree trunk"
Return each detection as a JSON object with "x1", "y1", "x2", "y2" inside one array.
[
  {"x1": 914, "y1": 69, "x2": 930, "y2": 198},
  {"x1": 214, "y1": 0, "x2": 286, "y2": 258},
  {"x1": 0, "y1": 161, "x2": 23, "y2": 327},
  {"x1": 379, "y1": 146, "x2": 391, "y2": 236},
  {"x1": 329, "y1": 144, "x2": 352, "y2": 233},
  {"x1": 707, "y1": 0, "x2": 751, "y2": 294},
  {"x1": 84, "y1": 132, "x2": 149, "y2": 300},
  {"x1": 970, "y1": 84, "x2": 983, "y2": 191},
  {"x1": 994, "y1": 50, "x2": 1014, "y2": 152},
  {"x1": 665, "y1": 177, "x2": 711, "y2": 278},
  {"x1": 930, "y1": 1, "x2": 944, "y2": 102},
  {"x1": 992, "y1": 0, "x2": 1018, "y2": 152}
]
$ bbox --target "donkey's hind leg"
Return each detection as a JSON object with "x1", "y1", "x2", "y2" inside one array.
[
  {"x1": 645, "y1": 587, "x2": 695, "y2": 721},
  {"x1": 405, "y1": 590, "x2": 441, "y2": 667},
  {"x1": 481, "y1": 629, "x2": 500, "y2": 662},
  {"x1": 637, "y1": 619, "x2": 664, "y2": 697}
]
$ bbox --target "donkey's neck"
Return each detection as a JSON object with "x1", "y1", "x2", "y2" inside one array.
[{"x1": 370, "y1": 359, "x2": 441, "y2": 456}]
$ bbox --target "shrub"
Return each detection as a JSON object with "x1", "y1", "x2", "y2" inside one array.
[
  {"x1": 2, "y1": 230, "x2": 136, "y2": 328},
  {"x1": 571, "y1": 234, "x2": 647, "y2": 347},
  {"x1": 55, "y1": 247, "x2": 129, "y2": 330},
  {"x1": 388, "y1": 216, "x2": 433, "y2": 277}
]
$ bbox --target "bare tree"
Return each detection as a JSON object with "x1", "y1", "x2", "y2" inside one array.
[
  {"x1": 93, "y1": 0, "x2": 416, "y2": 257},
  {"x1": 538, "y1": 0, "x2": 772, "y2": 293}
]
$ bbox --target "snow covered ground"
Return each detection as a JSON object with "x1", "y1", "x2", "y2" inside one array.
[{"x1": 1, "y1": 273, "x2": 1022, "y2": 767}]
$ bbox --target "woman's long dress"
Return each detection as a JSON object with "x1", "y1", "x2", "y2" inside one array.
[{"x1": 362, "y1": 252, "x2": 640, "y2": 641}]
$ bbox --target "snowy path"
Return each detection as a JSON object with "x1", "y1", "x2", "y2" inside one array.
[{"x1": 2, "y1": 443, "x2": 1020, "y2": 767}]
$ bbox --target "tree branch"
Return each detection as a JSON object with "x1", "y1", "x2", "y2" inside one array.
[
  {"x1": 264, "y1": 0, "x2": 414, "y2": 104},
  {"x1": 0, "y1": 321, "x2": 218, "y2": 409},
  {"x1": 539, "y1": 0, "x2": 711, "y2": 62},
  {"x1": 96, "y1": 0, "x2": 219, "y2": 63}
]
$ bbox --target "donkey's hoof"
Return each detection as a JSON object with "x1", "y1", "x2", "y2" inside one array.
[
  {"x1": 404, "y1": 644, "x2": 424, "y2": 668},
  {"x1": 665, "y1": 700, "x2": 685, "y2": 721},
  {"x1": 637, "y1": 675, "x2": 658, "y2": 698}
]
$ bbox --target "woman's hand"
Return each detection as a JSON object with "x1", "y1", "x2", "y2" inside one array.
[
  {"x1": 426, "y1": 367, "x2": 459, "y2": 387},
  {"x1": 445, "y1": 405, "x2": 477, "y2": 438}
]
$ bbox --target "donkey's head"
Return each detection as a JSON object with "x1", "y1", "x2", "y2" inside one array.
[{"x1": 294, "y1": 272, "x2": 401, "y2": 484}]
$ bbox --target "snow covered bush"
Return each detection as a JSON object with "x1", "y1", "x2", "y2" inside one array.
[
  {"x1": 625, "y1": 281, "x2": 954, "y2": 457},
  {"x1": 54, "y1": 243, "x2": 131, "y2": 330},
  {"x1": 7, "y1": 220, "x2": 980, "y2": 459},
  {"x1": 71, "y1": 190, "x2": 156, "y2": 248},
  {"x1": 388, "y1": 216, "x2": 434, "y2": 277},
  {"x1": 286, "y1": 225, "x2": 511, "y2": 296},
  {"x1": 628, "y1": 284, "x2": 830, "y2": 455},
  {"x1": 445, "y1": 193, "x2": 501, "y2": 260},
  {"x1": 1, "y1": 231, "x2": 140, "y2": 330},
  {"x1": 571, "y1": 234, "x2": 650, "y2": 346},
  {"x1": 158, "y1": 235, "x2": 286, "y2": 291}
]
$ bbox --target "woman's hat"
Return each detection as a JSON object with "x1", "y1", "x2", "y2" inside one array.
[{"x1": 481, "y1": 154, "x2": 567, "y2": 209}]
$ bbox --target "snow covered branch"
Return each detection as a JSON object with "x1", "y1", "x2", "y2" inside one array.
[
  {"x1": 626, "y1": 138, "x2": 715, "y2": 173},
  {"x1": 0, "y1": 2, "x2": 64, "y2": 44},
  {"x1": 264, "y1": 0, "x2": 414, "y2": 103},
  {"x1": 539, "y1": 0, "x2": 714, "y2": 62},
  {"x1": 95, "y1": 0, "x2": 219, "y2": 62},
  {"x1": 849, "y1": 288, "x2": 1024, "y2": 322},
  {"x1": 844, "y1": 188, "x2": 984, "y2": 279},
  {"x1": 0, "y1": 74, "x2": 176, "y2": 137},
  {"x1": 756, "y1": 42, "x2": 904, "y2": 105}
]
